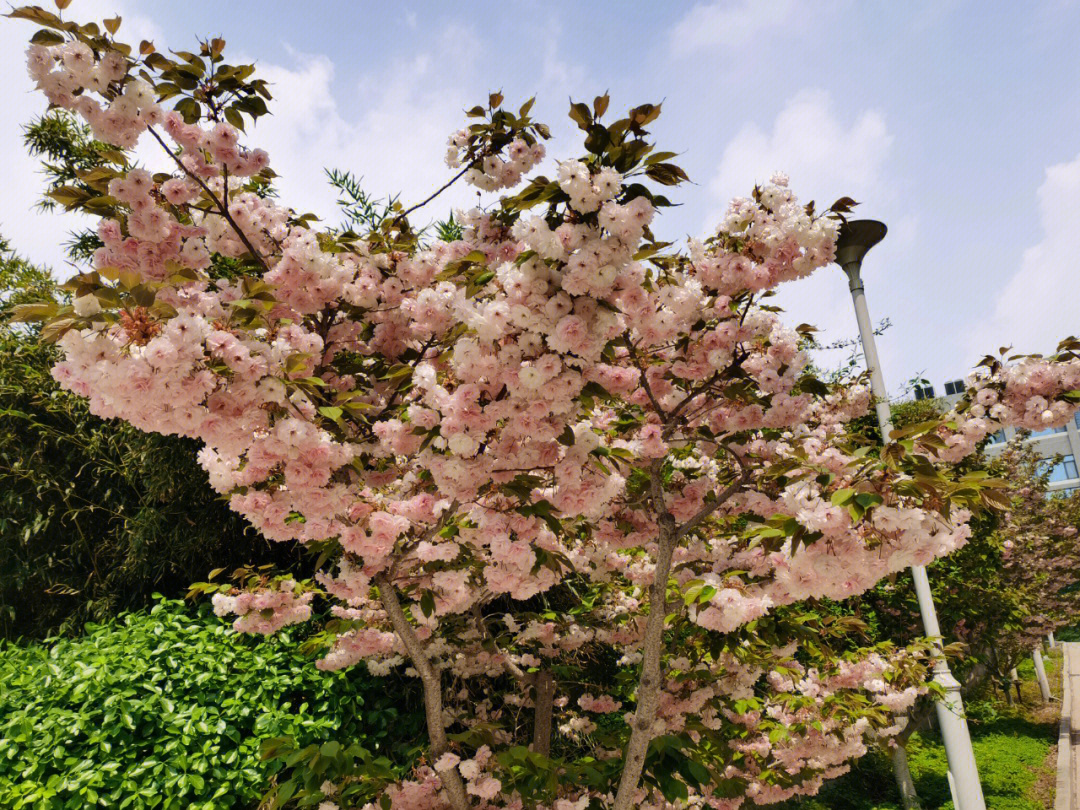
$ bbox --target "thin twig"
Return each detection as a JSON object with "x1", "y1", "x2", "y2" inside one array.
[
  {"x1": 397, "y1": 166, "x2": 471, "y2": 222},
  {"x1": 624, "y1": 333, "x2": 665, "y2": 418},
  {"x1": 470, "y1": 605, "x2": 532, "y2": 684}
]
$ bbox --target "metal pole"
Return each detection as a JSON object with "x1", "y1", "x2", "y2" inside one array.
[
  {"x1": 1049, "y1": 631, "x2": 1057, "y2": 649},
  {"x1": 947, "y1": 771, "x2": 960, "y2": 810},
  {"x1": 1034, "y1": 649, "x2": 1052, "y2": 703},
  {"x1": 837, "y1": 222, "x2": 986, "y2": 810}
]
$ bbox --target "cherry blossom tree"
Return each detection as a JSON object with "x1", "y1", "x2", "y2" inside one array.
[
  {"x1": 861, "y1": 426, "x2": 1080, "y2": 693},
  {"x1": 9, "y1": 5, "x2": 1080, "y2": 809},
  {"x1": 987, "y1": 442, "x2": 1080, "y2": 673}
]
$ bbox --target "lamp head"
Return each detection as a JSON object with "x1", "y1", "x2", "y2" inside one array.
[{"x1": 835, "y1": 219, "x2": 887, "y2": 269}]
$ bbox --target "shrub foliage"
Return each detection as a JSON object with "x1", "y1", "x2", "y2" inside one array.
[
  {"x1": 0, "y1": 241, "x2": 304, "y2": 639},
  {"x1": 0, "y1": 598, "x2": 423, "y2": 809}
]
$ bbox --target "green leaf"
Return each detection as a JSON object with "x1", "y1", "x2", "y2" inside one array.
[
  {"x1": 9, "y1": 302, "x2": 59, "y2": 322},
  {"x1": 6, "y1": 7, "x2": 65, "y2": 27},
  {"x1": 854, "y1": 493, "x2": 883, "y2": 509},
  {"x1": 30, "y1": 28, "x2": 65, "y2": 45},
  {"x1": 420, "y1": 590, "x2": 436, "y2": 618},
  {"x1": 174, "y1": 97, "x2": 201, "y2": 124},
  {"x1": 830, "y1": 488, "x2": 855, "y2": 506},
  {"x1": 568, "y1": 101, "x2": 592, "y2": 130},
  {"x1": 644, "y1": 163, "x2": 690, "y2": 186},
  {"x1": 223, "y1": 106, "x2": 245, "y2": 131},
  {"x1": 318, "y1": 406, "x2": 343, "y2": 423}
]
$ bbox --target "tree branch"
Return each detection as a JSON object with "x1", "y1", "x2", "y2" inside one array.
[
  {"x1": 674, "y1": 469, "x2": 750, "y2": 541},
  {"x1": 469, "y1": 605, "x2": 555, "y2": 755},
  {"x1": 470, "y1": 604, "x2": 531, "y2": 684},
  {"x1": 146, "y1": 125, "x2": 271, "y2": 275}
]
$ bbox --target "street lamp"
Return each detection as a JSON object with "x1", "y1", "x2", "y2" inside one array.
[{"x1": 835, "y1": 220, "x2": 986, "y2": 810}]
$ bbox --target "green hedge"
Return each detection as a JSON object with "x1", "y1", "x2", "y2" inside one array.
[{"x1": 0, "y1": 598, "x2": 423, "y2": 809}]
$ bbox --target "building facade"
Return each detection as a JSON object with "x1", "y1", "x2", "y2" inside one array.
[{"x1": 914, "y1": 378, "x2": 1080, "y2": 496}]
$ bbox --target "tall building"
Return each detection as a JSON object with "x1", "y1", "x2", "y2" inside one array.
[{"x1": 913, "y1": 378, "x2": 1080, "y2": 496}]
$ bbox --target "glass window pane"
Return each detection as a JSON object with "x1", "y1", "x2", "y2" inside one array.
[
  {"x1": 1031, "y1": 426, "x2": 1066, "y2": 438},
  {"x1": 1046, "y1": 455, "x2": 1078, "y2": 482}
]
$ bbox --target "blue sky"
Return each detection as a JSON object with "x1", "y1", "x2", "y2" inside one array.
[{"x1": 2, "y1": 0, "x2": 1079, "y2": 396}]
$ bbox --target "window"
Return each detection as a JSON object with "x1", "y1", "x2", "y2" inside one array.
[
  {"x1": 943, "y1": 379, "x2": 964, "y2": 396},
  {"x1": 1075, "y1": 411, "x2": 1080, "y2": 431},
  {"x1": 913, "y1": 385, "x2": 935, "y2": 401},
  {"x1": 986, "y1": 430, "x2": 1007, "y2": 445},
  {"x1": 1049, "y1": 486, "x2": 1079, "y2": 499},
  {"x1": 1044, "y1": 454, "x2": 1079, "y2": 483},
  {"x1": 1030, "y1": 425, "x2": 1067, "y2": 439}
]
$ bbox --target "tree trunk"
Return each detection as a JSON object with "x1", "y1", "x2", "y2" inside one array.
[
  {"x1": 532, "y1": 669, "x2": 555, "y2": 757},
  {"x1": 377, "y1": 575, "x2": 473, "y2": 810},
  {"x1": 988, "y1": 644, "x2": 1010, "y2": 705},
  {"x1": 892, "y1": 742, "x2": 922, "y2": 810},
  {"x1": 611, "y1": 511, "x2": 677, "y2": 810},
  {"x1": 609, "y1": 466, "x2": 745, "y2": 810}
]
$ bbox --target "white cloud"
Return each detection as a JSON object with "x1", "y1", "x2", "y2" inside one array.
[
  {"x1": 966, "y1": 152, "x2": 1080, "y2": 360},
  {"x1": 241, "y1": 15, "x2": 594, "y2": 231},
  {"x1": 669, "y1": 0, "x2": 795, "y2": 53},
  {"x1": 707, "y1": 88, "x2": 892, "y2": 219},
  {"x1": 704, "y1": 88, "x2": 899, "y2": 379},
  {"x1": 245, "y1": 25, "x2": 488, "y2": 230}
]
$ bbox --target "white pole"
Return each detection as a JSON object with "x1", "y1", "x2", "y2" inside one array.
[
  {"x1": 1049, "y1": 631, "x2": 1057, "y2": 649},
  {"x1": 1033, "y1": 649, "x2": 1052, "y2": 703},
  {"x1": 841, "y1": 258, "x2": 986, "y2": 810},
  {"x1": 947, "y1": 771, "x2": 960, "y2": 810}
]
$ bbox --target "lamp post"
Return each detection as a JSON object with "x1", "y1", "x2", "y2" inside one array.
[{"x1": 835, "y1": 220, "x2": 986, "y2": 810}]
